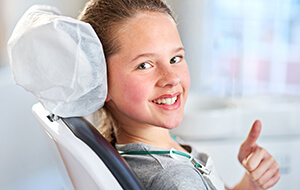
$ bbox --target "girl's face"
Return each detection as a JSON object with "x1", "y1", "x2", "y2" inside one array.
[{"x1": 106, "y1": 11, "x2": 190, "y2": 130}]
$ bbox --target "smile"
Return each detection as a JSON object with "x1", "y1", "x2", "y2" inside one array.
[{"x1": 152, "y1": 96, "x2": 178, "y2": 105}]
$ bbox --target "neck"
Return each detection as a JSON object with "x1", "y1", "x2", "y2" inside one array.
[{"x1": 115, "y1": 123, "x2": 179, "y2": 150}]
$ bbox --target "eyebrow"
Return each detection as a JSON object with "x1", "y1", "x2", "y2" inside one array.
[{"x1": 131, "y1": 47, "x2": 185, "y2": 62}]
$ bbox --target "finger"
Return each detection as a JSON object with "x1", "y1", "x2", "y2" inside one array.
[
  {"x1": 243, "y1": 120, "x2": 262, "y2": 148},
  {"x1": 257, "y1": 162, "x2": 280, "y2": 186},
  {"x1": 238, "y1": 120, "x2": 262, "y2": 163},
  {"x1": 242, "y1": 147, "x2": 266, "y2": 171},
  {"x1": 248, "y1": 155, "x2": 275, "y2": 181},
  {"x1": 262, "y1": 172, "x2": 281, "y2": 189}
]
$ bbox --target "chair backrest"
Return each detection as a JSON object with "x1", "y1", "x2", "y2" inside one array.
[{"x1": 32, "y1": 103, "x2": 144, "y2": 190}]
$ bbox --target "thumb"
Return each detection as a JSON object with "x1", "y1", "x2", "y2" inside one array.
[{"x1": 238, "y1": 120, "x2": 262, "y2": 163}]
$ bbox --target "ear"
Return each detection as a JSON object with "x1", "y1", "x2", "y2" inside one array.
[
  {"x1": 105, "y1": 96, "x2": 111, "y2": 102},
  {"x1": 105, "y1": 91, "x2": 111, "y2": 102}
]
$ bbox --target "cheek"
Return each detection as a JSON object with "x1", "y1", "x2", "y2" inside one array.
[
  {"x1": 120, "y1": 76, "x2": 151, "y2": 104},
  {"x1": 181, "y1": 65, "x2": 191, "y2": 93}
]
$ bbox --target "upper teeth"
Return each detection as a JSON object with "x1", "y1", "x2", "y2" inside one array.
[{"x1": 153, "y1": 96, "x2": 177, "y2": 105}]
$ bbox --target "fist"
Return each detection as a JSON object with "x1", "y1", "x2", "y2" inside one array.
[{"x1": 238, "y1": 120, "x2": 280, "y2": 189}]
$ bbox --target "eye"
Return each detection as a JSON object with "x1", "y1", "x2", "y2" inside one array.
[
  {"x1": 170, "y1": 56, "x2": 182, "y2": 64},
  {"x1": 137, "y1": 62, "x2": 152, "y2": 70}
]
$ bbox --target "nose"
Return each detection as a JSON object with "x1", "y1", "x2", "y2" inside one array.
[{"x1": 156, "y1": 67, "x2": 181, "y2": 88}]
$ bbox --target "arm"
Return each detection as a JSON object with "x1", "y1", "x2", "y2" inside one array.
[{"x1": 229, "y1": 120, "x2": 280, "y2": 190}]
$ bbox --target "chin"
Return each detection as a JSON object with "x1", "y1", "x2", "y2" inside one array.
[{"x1": 159, "y1": 118, "x2": 182, "y2": 130}]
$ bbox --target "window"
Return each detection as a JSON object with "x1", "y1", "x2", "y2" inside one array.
[{"x1": 173, "y1": 0, "x2": 300, "y2": 96}]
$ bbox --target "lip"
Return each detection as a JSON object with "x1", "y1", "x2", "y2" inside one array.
[
  {"x1": 152, "y1": 92, "x2": 181, "y2": 101},
  {"x1": 151, "y1": 92, "x2": 181, "y2": 111}
]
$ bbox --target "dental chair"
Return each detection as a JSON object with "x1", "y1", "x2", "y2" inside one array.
[
  {"x1": 32, "y1": 102, "x2": 145, "y2": 190},
  {"x1": 7, "y1": 5, "x2": 145, "y2": 189}
]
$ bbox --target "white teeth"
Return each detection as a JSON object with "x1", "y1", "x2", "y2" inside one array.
[
  {"x1": 153, "y1": 96, "x2": 178, "y2": 105},
  {"x1": 166, "y1": 98, "x2": 172, "y2": 105},
  {"x1": 172, "y1": 96, "x2": 176, "y2": 103}
]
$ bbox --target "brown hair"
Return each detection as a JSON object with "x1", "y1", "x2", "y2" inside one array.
[
  {"x1": 78, "y1": 0, "x2": 174, "y2": 144},
  {"x1": 78, "y1": 0, "x2": 174, "y2": 58}
]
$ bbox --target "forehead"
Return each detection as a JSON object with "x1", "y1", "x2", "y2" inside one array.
[{"x1": 112, "y1": 11, "x2": 182, "y2": 57}]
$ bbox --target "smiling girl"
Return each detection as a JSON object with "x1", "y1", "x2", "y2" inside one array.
[{"x1": 78, "y1": 0, "x2": 280, "y2": 189}]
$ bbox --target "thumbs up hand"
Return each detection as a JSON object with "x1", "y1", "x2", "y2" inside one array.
[{"x1": 236, "y1": 120, "x2": 280, "y2": 189}]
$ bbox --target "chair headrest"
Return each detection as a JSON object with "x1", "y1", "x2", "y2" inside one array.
[{"x1": 7, "y1": 5, "x2": 107, "y2": 117}]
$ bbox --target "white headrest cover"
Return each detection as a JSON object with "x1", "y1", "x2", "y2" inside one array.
[{"x1": 7, "y1": 5, "x2": 107, "y2": 117}]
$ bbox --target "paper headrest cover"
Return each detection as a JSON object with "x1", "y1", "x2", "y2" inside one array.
[{"x1": 7, "y1": 5, "x2": 107, "y2": 117}]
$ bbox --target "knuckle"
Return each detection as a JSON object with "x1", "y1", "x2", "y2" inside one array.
[
  {"x1": 249, "y1": 171, "x2": 259, "y2": 181},
  {"x1": 262, "y1": 184, "x2": 268, "y2": 190},
  {"x1": 265, "y1": 151, "x2": 272, "y2": 159},
  {"x1": 269, "y1": 156, "x2": 275, "y2": 162},
  {"x1": 245, "y1": 161, "x2": 254, "y2": 171},
  {"x1": 277, "y1": 173, "x2": 281, "y2": 181},
  {"x1": 257, "y1": 178, "x2": 263, "y2": 186},
  {"x1": 242, "y1": 159, "x2": 248, "y2": 168},
  {"x1": 256, "y1": 146, "x2": 263, "y2": 151},
  {"x1": 275, "y1": 164, "x2": 280, "y2": 173},
  {"x1": 277, "y1": 172, "x2": 281, "y2": 180}
]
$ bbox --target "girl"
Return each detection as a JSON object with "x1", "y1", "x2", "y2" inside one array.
[{"x1": 78, "y1": 0, "x2": 280, "y2": 189}]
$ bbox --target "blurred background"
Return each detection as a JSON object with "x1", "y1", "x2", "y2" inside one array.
[{"x1": 0, "y1": 0, "x2": 299, "y2": 189}]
